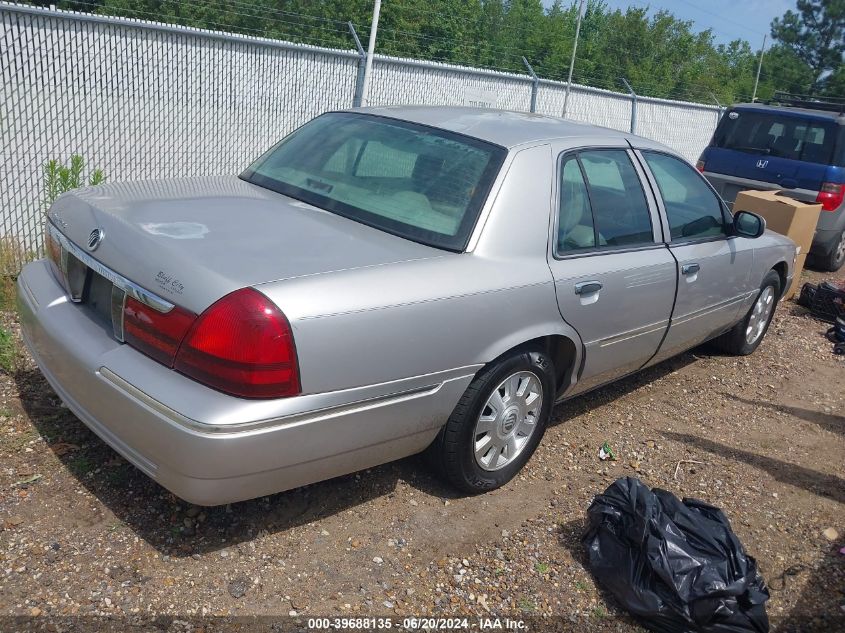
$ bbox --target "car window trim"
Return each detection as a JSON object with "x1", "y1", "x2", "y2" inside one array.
[
  {"x1": 635, "y1": 148, "x2": 731, "y2": 245},
  {"x1": 573, "y1": 154, "x2": 600, "y2": 250},
  {"x1": 551, "y1": 147, "x2": 659, "y2": 260},
  {"x1": 554, "y1": 242, "x2": 669, "y2": 260}
]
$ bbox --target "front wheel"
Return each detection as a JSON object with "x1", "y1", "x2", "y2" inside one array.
[
  {"x1": 713, "y1": 270, "x2": 781, "y2": 356},
  {"x1": 426, "y1": 349, "x2": 555, "y2": 494}
]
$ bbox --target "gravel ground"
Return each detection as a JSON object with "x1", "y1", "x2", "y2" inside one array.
[{"x1": 0, "y1": 266, "x2": 843, "y2": 632}]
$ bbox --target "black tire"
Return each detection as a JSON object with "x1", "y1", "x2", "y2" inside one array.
[
  {"x1": 818, "y1": 229, "x2": 845, "y2": 272},
  {"x1": 426, "y1": 349, "x2": 555, "y2": 494},
  {"x1": 713, "y1": 270, "x2": 781, "y2": 356}
]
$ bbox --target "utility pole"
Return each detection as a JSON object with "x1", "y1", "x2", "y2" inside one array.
[
  {"x1": 752, "y1": 34, "x2": 766, "y2": 102},
  {"x1": 562, "y1": 0, "x2": 585, "y2": 118},
  {"x1": 360, "y1": 0, "x2": 382, "y2": 107}
]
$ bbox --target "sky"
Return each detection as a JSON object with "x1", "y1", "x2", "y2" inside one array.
[{"x1": 546, "y1": 0, "x2": 796, "y2": 47}]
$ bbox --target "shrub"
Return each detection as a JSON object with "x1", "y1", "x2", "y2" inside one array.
[{"x1": 44, "y1": 155, "x2": 105, "y2": 207}]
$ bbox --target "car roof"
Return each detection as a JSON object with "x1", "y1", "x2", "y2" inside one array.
[
  {"x1": 343, "y1": 105, "x2": 668, "y2": 150},
  {"x1": 732, "y1": 102, "x2": 845, "y2": 123}
]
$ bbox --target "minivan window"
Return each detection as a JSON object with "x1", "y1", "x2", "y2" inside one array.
[
  {"x1": 242, "y1": 113, "x2": 506, "y2": 251},
  {"x1": 713, "y1": 110, "x2": 836, "y2": 165}
]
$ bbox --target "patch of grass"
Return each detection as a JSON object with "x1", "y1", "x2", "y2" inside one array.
[
  {"x1": 68, "y1": 454, "x2": 95, "y2": 476},
  {"x1": 534, "y1": 562, "x2": 550, "y2": 574},
  {"x1": 592, "y1": 605, "x2": 608, "y2": 619},
  {"x1": 0, "y1": 277, "x2": 14, "y2": 312},
  {"x1": 0, "y1": 327, "x2": 19, "y2": 375},
  {"x1": 574, "y1": 580, "x2": 589, "y2": 591},
  {"x1": 517, "y1": 597, "x2": 536, "y2": 612}
]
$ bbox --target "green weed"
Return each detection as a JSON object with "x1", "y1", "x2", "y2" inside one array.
[{"x1": 44, "y1": 155, "x2": 106, "y2": 207}]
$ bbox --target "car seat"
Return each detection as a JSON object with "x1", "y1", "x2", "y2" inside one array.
[{"x1": 559, "y1": 179, "x2": 601, "y2": 250}]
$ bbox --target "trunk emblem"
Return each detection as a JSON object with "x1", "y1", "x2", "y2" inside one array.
[
  {"x1": 87, "y1": 228, "x2": 105, "y2": 251},
  {"x1": 756, "y1": 159, "x2": 768, "y2": 168}
]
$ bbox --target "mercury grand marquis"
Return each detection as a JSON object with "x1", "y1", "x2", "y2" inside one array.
[{"x1": 17, "y1": 107, "x2": 797, "y2": 505}]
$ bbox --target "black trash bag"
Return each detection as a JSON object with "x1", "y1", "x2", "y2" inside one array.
[{"x1": 583, "y1": 477, "x2": 769, "y2": 633}]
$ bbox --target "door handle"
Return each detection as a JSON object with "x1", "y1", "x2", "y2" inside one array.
[
  {"x1": 574, "y1": 281, "x2": 603, "y2": 295},
  {"x1": 681, "y1": 263, "x2": 700, "y2": 275}
]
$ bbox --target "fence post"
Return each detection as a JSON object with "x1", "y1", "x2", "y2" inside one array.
[
  {"x1": 522, "y1": 57, "x2": 538, "y2": 113},
  {"x1": 709, "y1": 91, "x2": 724, "y2": 127},
  {"x1": 620, "y1": 78, "x2": 637, "y2": 134},
  {"x1": 348, "y1": 22, "x2": 366, "y2": 108}
]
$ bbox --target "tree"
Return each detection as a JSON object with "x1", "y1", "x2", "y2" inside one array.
[
  {"x1": 37, "y1": 0, "x2": 830, "y2": 104},
  {"x1": 770, "y1": 0, "x2": 845, "y2": 96}
]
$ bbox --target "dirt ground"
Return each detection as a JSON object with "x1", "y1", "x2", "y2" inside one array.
[{"x1": 0, "y1": 266, "x2": 843, "y2": 632}]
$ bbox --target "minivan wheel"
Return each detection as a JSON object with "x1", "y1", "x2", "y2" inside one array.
[
  {"x1": 713, "y1": 270, "x2": 781, "y2": 356},
  {"x1": 427, "y1": 349, "x2": 555, "y2": 494},
  {"x1": 820, "y1": 229, "x2": 845, "y2": 272}
]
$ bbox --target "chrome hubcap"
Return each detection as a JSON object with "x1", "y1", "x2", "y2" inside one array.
[
  {"x1": 473, "y1": 371, "x2": 543, "y2": 471},
  {"x1": 746, "y1": 286, "x2": 775, "y2": 345}
]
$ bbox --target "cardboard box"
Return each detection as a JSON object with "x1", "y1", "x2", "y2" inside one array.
[
  {"x1": 732, "y1": 189, "x2": 821, "y2": 254},
  {"x1": 732, "y1": 190, "x2": 822, "y2": 300}
]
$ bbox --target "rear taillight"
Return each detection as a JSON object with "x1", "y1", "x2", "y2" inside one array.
[
  {"x1": 173, "y1": 288, "x2": 300, "y2": 399},
  {"x1": 45, "y1": 225, "x2": 65, "y2": 283},
  {"x1": 816, "y1": 182, "x2": 844, "y2": 212},
  {"x1": 124, "y1": 298, "x2": 196, "y2": 367},
  {"x1": 45, "y1": 228, "x2": 61, "y2": 266},
  {"x1": 695, "y1": 159, "x2": 705, "y2": 173}
]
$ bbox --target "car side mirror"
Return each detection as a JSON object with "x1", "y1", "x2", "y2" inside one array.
[{"x1": 733, "y1": 211, "x2": 766, "y2": 239}]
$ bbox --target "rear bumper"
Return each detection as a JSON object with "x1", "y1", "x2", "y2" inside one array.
[{"x1": 17, "y1": 260, "x2": 473, "y2": 505}]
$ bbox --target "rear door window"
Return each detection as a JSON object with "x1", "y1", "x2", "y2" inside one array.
[
  {"x1": 578, "y1": 150, "x2": 653, "y2": 246},
  {"x1": 714, "y1": 110, "x2": 836, "y2": 165},
  {"x1": 557, "y1": 149, "x2": 654, "y2": 254}
]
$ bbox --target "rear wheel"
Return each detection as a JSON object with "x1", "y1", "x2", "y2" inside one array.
[
  {"x1": 427, "y1": 349, "x2": 555, "y2": 493},
  {"x1": 819, "y1": 229, "x2": 845, "y2": 272},
  {"x1": 713, "y1": 270, "x2": 781, "y2": 356}
]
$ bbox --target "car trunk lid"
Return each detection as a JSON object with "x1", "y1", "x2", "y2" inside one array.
[{"x1": 48, "y1": 176, "x2": 444, "y2": 313}]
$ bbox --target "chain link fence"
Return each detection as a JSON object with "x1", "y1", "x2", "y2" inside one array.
[{"x1": 0, "y1": 2, "x2": 722, "y2": 272}]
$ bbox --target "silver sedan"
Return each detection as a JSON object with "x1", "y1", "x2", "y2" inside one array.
[{"x1": 17, "y1": 107, "x2": 797, "y2": 505}]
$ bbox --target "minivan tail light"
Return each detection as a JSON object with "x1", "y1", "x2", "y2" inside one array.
[
  {"x1": 174, "y1": 288, "x2": 300, "y2": 399},
  {"x1": 695, "y1": 159, "x2": 706, "y2": 173},
  {"x1": 124, "y1": 298, "x2": 196, "y2": 367},
  {"x1": 816, "y1": 182, "x2": 844, "y2": 211}
]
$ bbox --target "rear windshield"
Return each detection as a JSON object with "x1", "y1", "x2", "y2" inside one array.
[
  {"x1": 241, "y1": 112, "x2": 506, "y2": 251},
  {"x1": 713, "y1": 110, "x2": 837, "y2": 165}
]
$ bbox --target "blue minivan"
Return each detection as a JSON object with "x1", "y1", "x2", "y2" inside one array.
[{"x1": 698, "y1": 100, "x2": 845, "y2": 271}]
